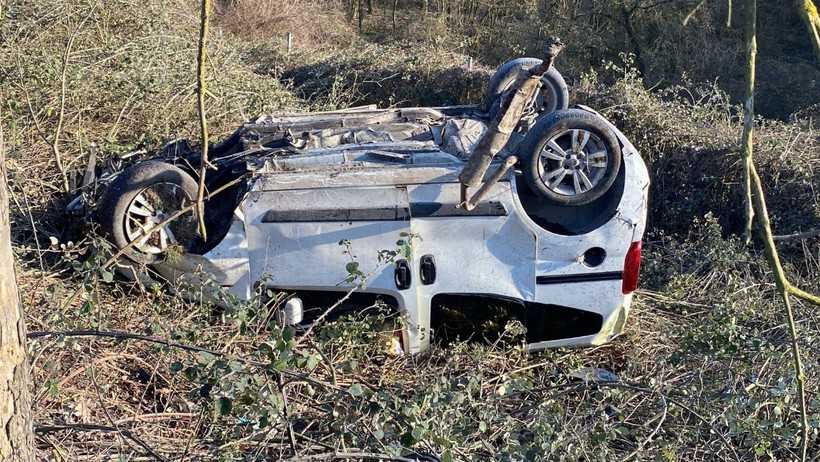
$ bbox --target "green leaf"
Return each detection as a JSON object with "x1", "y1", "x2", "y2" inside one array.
[
  {"x1": 282, "y1": 325, "x2": 296, "y2": 341},
  {"x1": 345, "y1": 261, "x2": 360, "y2": 273},
  {"x1": 216, "y1": 397, "x2": 232, "y2": 415},
  {"x1": 400, "y1": 431, "x2": 417, "y2": 447},
  {"x1": 411, "y1": 425, "x2": 424, "y2": 441},
  {"x1": 101, "y1": 270, "x2": 114, "y2": 283},
  {"x1": 258, "y1": 343, "x2": 273, "y2": 358},
  {"x1": 197, "y1": 351, "x2": 216, "y2": 364},
  {"x1": 348, "y1": 383, "x2": 364, "y2": 397},
  {"x1": 46, "y1": 380, "x2": 58, "y2": 396}
]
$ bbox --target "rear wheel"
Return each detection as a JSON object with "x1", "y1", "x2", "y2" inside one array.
[
  {"x1": 520, "y1": 109, "x2": 621, "y2": 206},
  {"x1": 97, "y1": 161, "x2": 198, "y2": 264},
  {"x1": 485, "y1": 57, "x2": 569, "y2": 119}
]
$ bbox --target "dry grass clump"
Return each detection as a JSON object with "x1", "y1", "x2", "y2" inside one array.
[{"x1": 213, "y1": 0, "x2": 358, "y2": 50}]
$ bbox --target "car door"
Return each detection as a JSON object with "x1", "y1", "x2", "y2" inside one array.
[{"x1": 407, "y1": 178, "x2": 538, "y2": 341}]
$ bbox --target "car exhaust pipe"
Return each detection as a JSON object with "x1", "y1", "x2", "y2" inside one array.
[
  {"x1": 460, "y1": 155, "x2": 517, "y2": 211},
  {"x1": 459, "y1": 37, "x2": 564, "y2": 205}
]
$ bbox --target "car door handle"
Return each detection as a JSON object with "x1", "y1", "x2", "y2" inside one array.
[
  {"x1": 394, "y1": 259, "x2": 411, "y2": 290},
  {"x1": 420, "y1": 254, "x2": 436, "y2": 285}
]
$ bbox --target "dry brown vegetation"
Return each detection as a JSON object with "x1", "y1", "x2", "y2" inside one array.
[{"x1": 2, "y1": 0, "x2": 820, "y2": 460}]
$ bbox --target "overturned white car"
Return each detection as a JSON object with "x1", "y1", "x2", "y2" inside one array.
[{"x1": 76, "y1": 41, "x2": 649, "y2": 353}]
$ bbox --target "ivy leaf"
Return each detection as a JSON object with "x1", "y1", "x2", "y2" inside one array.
[
  {"x1": 348, "y1": 383, "x2": 364, "y2": 397},
  {"x1": 400, "y1": 431, "x2": 417, "y2": 447},
  {"x1": 216, "y1": 397, "x2": 232, "y2": 415},
  {"x1": 282, "y1": 326, "x2": 296, "y2": 342},
  {"x1": 101, "y1": 270, "x2": 114, "y2": 283},
  {"x1": 305, "y1": 354, "x2": 319, "y2": 370}
]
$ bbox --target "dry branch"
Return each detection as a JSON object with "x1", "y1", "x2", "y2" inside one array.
[
  {"x1": 196, "y1": 0, "x2": 213, "y2": 240},
  {"x1": 773, "y1": 228, "x2": 820, "y2": 241}
]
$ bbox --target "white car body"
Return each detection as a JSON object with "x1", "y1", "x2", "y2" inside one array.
[{"x1": 145, "y1": 105, "x2": 649, "y2": 353}]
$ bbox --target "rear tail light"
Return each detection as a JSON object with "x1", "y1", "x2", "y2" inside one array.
[{"x1": 622, "y1": 241, "x2": 642, "y2": 294}]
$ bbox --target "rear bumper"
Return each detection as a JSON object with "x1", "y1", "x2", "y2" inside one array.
[{"x1": 525, "y1": 293, "x2": 632, "y2": 351}]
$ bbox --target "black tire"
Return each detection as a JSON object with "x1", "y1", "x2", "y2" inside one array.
[
  {"x1": 520, "y1": 109, "x2": 621, "y2": 206},
  {"x1": 97, "y1": 161, "x2": 198, "y2": 264},
  {"x1": 485, "y1": 57, "x2": 569, "y2": 117}
]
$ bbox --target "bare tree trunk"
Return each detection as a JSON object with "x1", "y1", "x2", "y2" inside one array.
[
  {"x1": 741, "y1": 0, "x2": 756, "y2": 244},
  {"x1": 392, "y1": 0, "x2": 398, "y2": 29},
  {"x1": 621, "y1": 4, "x2": 647, "y2": 76},
  {"x1": 345, "y1": 0, "x2": 355, "y2": 23},
  {"x1": 0, "y1": 119, "x2": 35, "y2": 461}
]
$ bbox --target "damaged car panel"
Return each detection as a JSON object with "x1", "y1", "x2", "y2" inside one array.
[{"x1": 75, "y1": 40, "x2": 649, "y2": 353}]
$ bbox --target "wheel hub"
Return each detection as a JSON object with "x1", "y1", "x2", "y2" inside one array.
[{"x1": 563, "y1": 155, "x2": 581, "y2": 169}]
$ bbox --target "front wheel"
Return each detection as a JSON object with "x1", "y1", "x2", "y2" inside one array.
[
  {"x1": 97, "y1": 161, "x2": 199, "y2": 264},
  {"x1": 520, "y1": 109, "x2": 621, "y2": 206}
]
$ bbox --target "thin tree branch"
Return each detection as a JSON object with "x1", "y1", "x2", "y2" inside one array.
[
  {"x1": 773, "y1": 229, "x2": 820, "y2": 241},
  {"x1": 51, "y1": 9, "x2": 93, "y2": 192},
  {"x1": 788, "y1": 283, "x2": 820, "y2": 307},
  {"x1": 195, "y1": 0, "x2": 214, "y2": 240},
  {"x1": 683, "y1": 0, "x2": 708, "y2": 25}
]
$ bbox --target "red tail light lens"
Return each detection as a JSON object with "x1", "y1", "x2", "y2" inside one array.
[{"x1": 622, "y1": 241, "x2": 642, "y2": 294}]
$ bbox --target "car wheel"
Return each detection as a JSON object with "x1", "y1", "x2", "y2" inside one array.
[
  {"x1": 485, "y1": 57, "x2": 569, "y2": 118},
  {"x1": 97, "y1": 161, "x2": 198, "y2": 264},
  {"x1": 520, "y1": 109, "x2": 621, "y2": 206}
]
